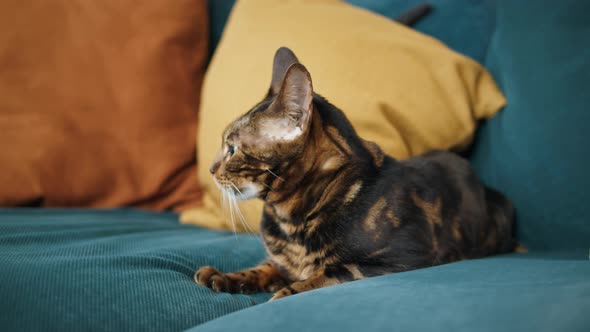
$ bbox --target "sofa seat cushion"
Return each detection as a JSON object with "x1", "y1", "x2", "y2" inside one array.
[
  {"x1": 2, "y1": 209, "x2": 588, "y2": 331},
  {"x1": 0, "y1": 209, "x2": 270, "y2": 331},
  {"x1": 192, "y1": 250, "x2": 590, "y2": 332}
]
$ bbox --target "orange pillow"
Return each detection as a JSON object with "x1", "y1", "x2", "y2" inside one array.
[{"x1": 0, "y1": 0, "x2": 208, "y2": 210}]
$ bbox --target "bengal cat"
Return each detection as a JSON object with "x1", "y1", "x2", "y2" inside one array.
[{"x1": 194, "y1": 47, "x2": 517, "y2": 301}]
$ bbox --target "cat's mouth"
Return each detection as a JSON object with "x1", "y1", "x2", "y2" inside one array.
[{"x1": 214, "y1": 177, "x2": 260, "y2": 201}]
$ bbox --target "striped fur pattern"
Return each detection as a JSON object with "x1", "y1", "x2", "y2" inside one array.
[{"x1": 195, "y1": 47, "x2": 516, "y2": 301}]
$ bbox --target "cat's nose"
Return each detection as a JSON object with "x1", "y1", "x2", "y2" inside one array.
[{"x1": 209, "y1": 162, "x2": 220, "y2": 175}]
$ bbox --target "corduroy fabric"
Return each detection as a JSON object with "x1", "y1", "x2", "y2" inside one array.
[
  {"x1": 1, "y1": 210, "x2": 589, "y2": 331},
  {"x1": 0, "y1": 209, "x2": 271, "y2": 331},
  {"x1": 192, "y1": 251, "x2": 590, "y2": 332}
]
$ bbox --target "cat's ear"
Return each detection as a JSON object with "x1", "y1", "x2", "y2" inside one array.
[
  {"x1": 269, "y1": 47, "x2": 300, "y2": 96},
  {"x1": 276, "y1": 63, "x2": 313, "y2": 129},
  {"x1": 259, "y1": 64, "x2": 313, "y2": 143}
]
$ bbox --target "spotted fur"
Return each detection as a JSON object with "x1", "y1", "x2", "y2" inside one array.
[{"x1": 195, "y1": 47, "x2": 516, "y2": 301}]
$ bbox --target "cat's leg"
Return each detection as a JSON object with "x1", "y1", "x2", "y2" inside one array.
[
  {"x1": 194, "y1": 260, "x2": 288, "y2": 294},
  {"x1": 269, "y1": 265, "x2": 361, "y2": 301}
]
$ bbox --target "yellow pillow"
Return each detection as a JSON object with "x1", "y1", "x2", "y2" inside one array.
[{"x1": 180, "y1": 0, "x2": 506, "y2": 231}]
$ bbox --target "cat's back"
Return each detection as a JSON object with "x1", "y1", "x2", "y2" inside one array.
[
  {"x1": 370, "y1": 150, "x2": 474, "y2": 196},
  {"x1": 392, "y1": 149, "x2": 515, "y2": 257},
  {"x1": 388, "y1": 150, "x2": 482, "y2": 197},
  {"x1": 401, "y1": 150, "x2": 473, "y2": 178}
]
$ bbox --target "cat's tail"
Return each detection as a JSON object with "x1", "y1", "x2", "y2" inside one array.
[
  {"x1": 484, "y1": 187, "x2": 519, "y2": 254},
  {"x1": 396, "y1": 4, "x2": 433, "y2": 27}
]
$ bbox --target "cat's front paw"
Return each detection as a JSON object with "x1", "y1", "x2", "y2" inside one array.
[
  {"x1": 269, "y1": 286, "x2": 296, "y2": 301},
  {"x1": 194, "y1": 266, "x2": 230, "y2": 292}
]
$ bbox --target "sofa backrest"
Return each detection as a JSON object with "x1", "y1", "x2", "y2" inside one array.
[
  {"x1": 470, "y1": 0, "x2": 590, "y2": 250},
  {"x1": 207, "y1": 0, "x2": 590, "y2": 251}
]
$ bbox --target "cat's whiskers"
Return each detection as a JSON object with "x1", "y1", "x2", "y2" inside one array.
[
  {"x1": 220, "y1": 187, "x2": 228, "y2": 220},
  {"x1": 222, "y1": 187, "x2": 238, "y2": 239},
  {"x1": 234, "y1": 201, "x2": 257, "y2": 235},
  {"x1": 261, "y1": 182, "x2": 274, "y2": 191},
  {"x1": 229, "y1": 182, "x2": 257, "y2": 235},
  {"x1": 229, "y1": 182, "x2": 244, "y2": 197},
  {"x1": 220, "y1": 190, "x2": 232, "y2": 239},
  {"x1": 265, "y1": 168, "x2": 285, "y2": 182}
]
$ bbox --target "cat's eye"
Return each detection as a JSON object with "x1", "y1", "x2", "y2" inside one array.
[{"x1": 227, "y1": 144, "x2": 237, "y2": 157}]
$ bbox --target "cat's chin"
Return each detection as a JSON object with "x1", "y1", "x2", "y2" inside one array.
[{"x1": 233, "y1": 183, "x2": 260, "y2": 201}]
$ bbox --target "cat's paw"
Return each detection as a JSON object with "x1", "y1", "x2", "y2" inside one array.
[
  {"x1": 265, "y1": 280, "x2": 287, "y2": 293},
  {"x1": 194, "y1": 266, "x2": 230, "y2": 292},
  {"x1": 269, "y1": 286, "x2": 295, "y2": 301}
]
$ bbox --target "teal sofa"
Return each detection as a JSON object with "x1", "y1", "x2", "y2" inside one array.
[{"x1": 1, "y1": 1, "x2": 589, "y2": 331}]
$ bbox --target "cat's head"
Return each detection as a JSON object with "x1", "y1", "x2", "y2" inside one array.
[{"x1": 209, "y1": 47, "x2": 315, "y2": 200}]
